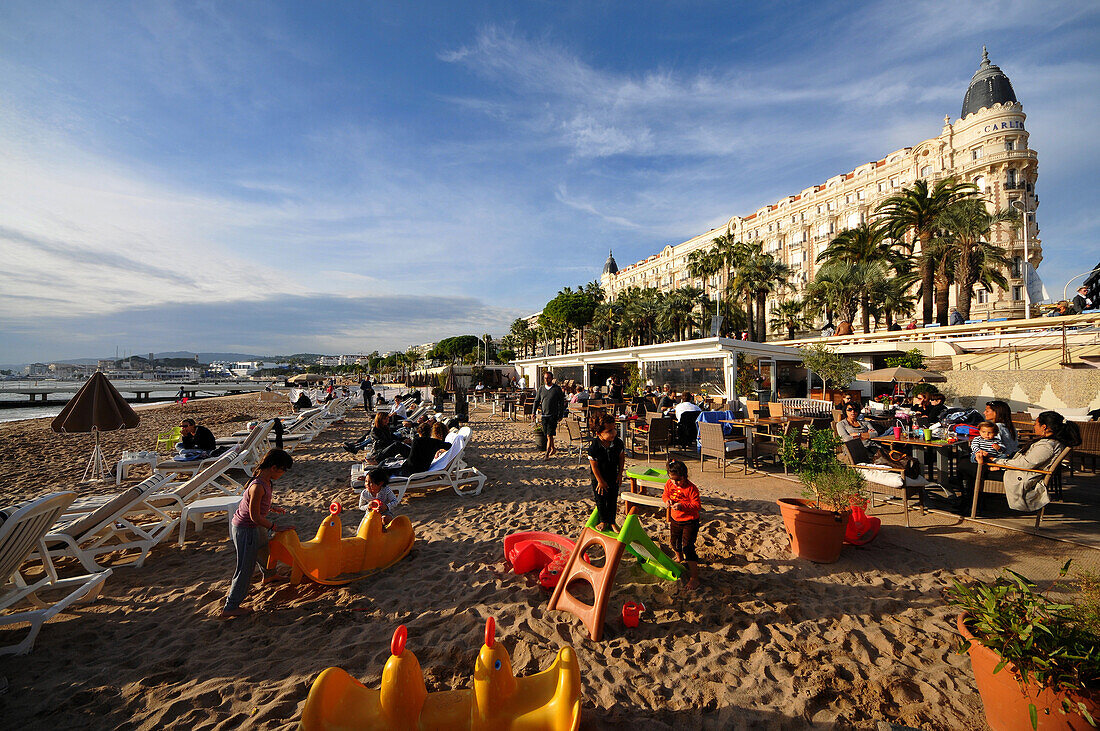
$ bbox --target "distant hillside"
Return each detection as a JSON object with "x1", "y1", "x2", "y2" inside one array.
[{"x1": 6, "y1": 350, "x2": 328, "y2": 370}]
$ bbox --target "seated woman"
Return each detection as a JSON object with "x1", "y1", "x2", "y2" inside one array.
[
  {"x1": 978, "y1": 411, "x2": 1081, "y2": 513},
  {"x1": 370, "y1": 412, "x2": 411, "y2": 463},
  {"x1": 836, "y1": 403, "x2": 882, "y2": 461},
  {"x1": 396, "y1": 421, "x2": 453, "y2": 476},
  {"x1": 958, "y1": 400, "x2": 1019, "y2": 485}
]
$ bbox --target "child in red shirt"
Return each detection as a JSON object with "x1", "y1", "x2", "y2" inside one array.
[{"x1": 662, "y1": 459, "x2": 701, "y2": 590}]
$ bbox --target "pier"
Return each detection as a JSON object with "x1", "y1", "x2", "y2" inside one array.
[{"x1": 0, "y1": 381, "x2": 270, "y2": 408}]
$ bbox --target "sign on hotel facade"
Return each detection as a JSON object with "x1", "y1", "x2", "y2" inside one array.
[{"x1": 600, "y1": 50, "x2": 1040, "y2": 324}]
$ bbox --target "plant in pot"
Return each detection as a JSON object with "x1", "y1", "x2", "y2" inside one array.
[
  {"x1": 776, "y1": 427, "x2": 866, "y2": 563},
  {"x1": 533, "y1": 421, "x2": 547, "y2": 452},
  {"x1": 946, "y1": 563, "x2": 1099, "y2": 730}
]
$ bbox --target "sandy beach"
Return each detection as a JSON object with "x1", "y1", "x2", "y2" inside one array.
[{"x1": 0, "y1": 395, "x2": 1096, "y2": 729}]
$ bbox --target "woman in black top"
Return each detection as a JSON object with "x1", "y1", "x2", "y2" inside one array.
[
  {"x1": 371, "y1": 412, "x2": 411, "y2": 462},
  {"x1": 587, "y1": 413, "x2": 625, "y2": 532},
  {"x1": 399, "y1": 421, "x2": 451, "y2": 476}
]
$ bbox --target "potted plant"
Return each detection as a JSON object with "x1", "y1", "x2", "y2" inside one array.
[
  {"x1": 533, "y1": 421, "x2": 547, "y2": 452},
  {"x1": 946, "y1": 563, "x2": 1099, "y2": 730},
  {"x1": 776, "y1": 427, "x2": 866, "y2": 563}
]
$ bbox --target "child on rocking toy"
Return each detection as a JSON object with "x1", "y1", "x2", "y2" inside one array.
[
  {"x1": 360, "y1": 466, "x2": 400, "y2": 527},
  {"x1": 662, "y1": 459, "x2": 701, "y2": 590}
]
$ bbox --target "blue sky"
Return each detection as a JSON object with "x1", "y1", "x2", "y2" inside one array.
[{"x1": 2, "y1": 1, "x2": 1098, "y2": 363}]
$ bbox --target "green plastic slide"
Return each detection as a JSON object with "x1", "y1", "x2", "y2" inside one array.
[{"x1": 584, "y1": 509, "x2": 683, "y2": 582}]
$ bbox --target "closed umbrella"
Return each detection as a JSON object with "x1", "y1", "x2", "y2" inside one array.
[
  {"x1": 854, "y1": 366, "x2": 947, "y2": 384},
  {"x1": 51, "y1": 371, "x2": 140, "y2": 482}
]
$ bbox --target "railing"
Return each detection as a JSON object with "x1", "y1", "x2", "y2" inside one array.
[{"x1": 780, "y1": 398, "x2": 834, "y2": 416}]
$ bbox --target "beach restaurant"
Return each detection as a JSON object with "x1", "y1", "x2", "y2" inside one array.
[{"x1": 512, "y1": 337, "x2": 807, "y2": 402}]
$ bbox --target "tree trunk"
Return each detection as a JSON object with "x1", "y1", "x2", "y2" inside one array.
[
  {"x1": 955, "y1": 245, "x2": 975, "y2": 321},
  {"x1": 744, "y1": 292, "x2": 755, "y2": 341},
  {"x1": 861, "y1": 294, "x2": 871, "y2": 333},
  {"x1": 919, "y1": 233, "x2": 934, "y2": 325},
  {"x1": 935, "y1": 257, "x2": 951, "y2": 326},
  {"x1": 755, "y1": 290, "x2": 767, "y2": 342}
]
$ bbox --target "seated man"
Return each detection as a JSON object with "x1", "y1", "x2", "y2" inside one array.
[
  {"x1": 179, "y1": 418, "x2": 217, "y2": 453},
  {"x1": 672, "y1": 392, "x2": 702, "y2": 447}
]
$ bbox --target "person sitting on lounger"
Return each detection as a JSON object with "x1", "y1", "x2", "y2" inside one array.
[
  {"x1": 396, "y1": 421, "x2": 452, "y2": 476},
  {"x1": 179, "y1": 418, "x2": 217, "y2": 453}
]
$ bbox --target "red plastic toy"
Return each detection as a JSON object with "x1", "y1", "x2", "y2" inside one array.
[
  {"x1": 504, "y1": 532, "x2": 576, "y2": 576},
  {"x1": 621, "y1": 601, "x2": 644, "y2": 628}
]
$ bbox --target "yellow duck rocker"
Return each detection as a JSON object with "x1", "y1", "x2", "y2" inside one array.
[
  {"x1": 267, "y1": 501, "x2": 414, "y2": 585},
  {"x1": 299, "y1": 617, "x2": 582, "y2": 730}
]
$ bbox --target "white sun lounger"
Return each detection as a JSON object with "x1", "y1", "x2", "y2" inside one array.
[
  {"x1": 1, "y1": 492, "x2": 112, "y2": 655},
  {"x1": 355, "y1": 426, "x2": 485, "y2": 503},
  {"x1": 157, "y1": 420, "x2": 273, "y2": 480},
  {"x1": 39, "y1": 473, "x2": 174, "y2": 572}
]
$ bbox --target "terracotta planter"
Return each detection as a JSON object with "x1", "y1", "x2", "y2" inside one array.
[
  {"x1": 776, "y1": 498, "x2": 849, "y2": 563},
  {"x1": 957, "y1": 614, "x2": 1100, "y2": 730}
]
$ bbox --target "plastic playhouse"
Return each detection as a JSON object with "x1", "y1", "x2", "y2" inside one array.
[
  {"x1": 267, "y1": 501, "x2": 414, "y2": 585},
  {"x1": 298, "y1": 617, "x2": 582, "y2": 730},
  {"x1": 547, "y1": 509, "x2": 681, "y2": 641}
]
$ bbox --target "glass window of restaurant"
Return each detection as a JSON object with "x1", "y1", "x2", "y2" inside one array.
[
  {"x1": 548, "y1": 365, "x2": 584, "y2": 388},
  {"x1": 645, "y1": 358, "x2": 725, "y2": 399}
]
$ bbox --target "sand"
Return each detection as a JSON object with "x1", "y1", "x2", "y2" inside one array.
[{"x1": 0, "y1": 394, "x2": 1094, "y2": 729}]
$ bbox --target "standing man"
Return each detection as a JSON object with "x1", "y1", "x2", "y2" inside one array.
[
  {"x1": 535, "y1": 371, "x2": 567, "y2": 459},
  {"x1": 360, "y1": 375, "x2": 375, "y2": 412}
]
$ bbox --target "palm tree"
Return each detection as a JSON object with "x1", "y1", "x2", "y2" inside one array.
[
  {"x1": 590, "y1": 300, "x2": 623, "y2": 349},
  {"x1": 806, "y1": 260, "x2": 864, "y2": 325},
  {"x1": 739, "y1": 249, "x2": 790, "y2": 341},
  {"x1": 686, "y1": 244, "x2": 724, "y2": 333},
  {"x1": 818, "y1": 223, "x2": 898, "y2": 333},
  {"x1": 876, "y1": 178, "x2": 979, "y2": 326},
  {"x1": 622, "y1": 287, "x2": 662, "y2": 345},
  {"x1": 510, "y1": 319, "x2": 532, "y2": 358},
  {"x1": 769, "y1": 298, "x2": 812, "y2": 340},
  {"x1": 936, "y1": 198, "x2": 1016, "y2": 320}
]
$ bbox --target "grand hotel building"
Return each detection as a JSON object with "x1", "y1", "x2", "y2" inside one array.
[{"x1": 600, "y1": 49, "x2": 1040, "y2": 324}]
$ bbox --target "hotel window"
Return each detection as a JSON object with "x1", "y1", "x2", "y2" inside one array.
[
  {"x1": 974, "y1": 175, "x2": 986, "y2": 192},
  {"x1": 816, "y1": 205, "x2": 822, "y2": 214},
  {"x1": 976, "y1": 289, "x2": 989, "y2": 304},
  {"x1": 1012, "y1": 285, "x2": 1024, "y2": 301},
  {"x1": 1011, "y1": 256, "x2": 1023, "y2": 278},
  {"x1": 827, "y1": 200, "x2": 835, "y2": 211},
  {"x1": 844, "y1": 195, "x2": 851, "y2": 204},
  {"x1": 890, "y1": 177, "x2": 899, "y2": 188},
  {"x1": 1005, "y1": 168, "x2": 1019, "y2": 187},
  {"x1": 1005, "y1": 139, "x2": 1016, "y2": 151},
  {"x1": 971, "y1": 147, "x2": 982, "y2": 160},
  {"x1": 858, "y1": 190, "x2": 866, "y2": 200},
  {"x1": 921, "y1": 165, "x2": 932, "y2": 177},
  {"x1": 878, "y1": 182, "x2": 886, "y2": 192}
]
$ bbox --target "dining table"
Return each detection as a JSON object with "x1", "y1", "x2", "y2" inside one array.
[
  {"x1": 870, "y1": 434, "x2": 963, "y2": 482},
  {"x1": 719, "y1": 416, "x2": 809, "y2": 469}
]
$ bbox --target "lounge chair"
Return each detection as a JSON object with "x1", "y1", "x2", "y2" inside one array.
[
  {"x1": 39, "y1": 473, "x2": 174, "y2": 572},
  {"x1": 157, "y1": 420, "x2": 273, "y2": 480},
  {"x1": 356, "y1": 427, "x2": 486, "y2": 502},
  {"x1": 1, "y1": 492, "x2": 111, "y2": 655}
]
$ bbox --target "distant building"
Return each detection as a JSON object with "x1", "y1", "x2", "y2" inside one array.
[
  {"x1": 410, "y1": 342, "x2": 436, "y2": 357},
  {"x1": 25, "y1": 362, "x2": 49, "y2": 376},
  {"x1": 96, "y1": 359, "x2": 114, "y2": 371},
  {"x1": 317, "y1": 355, "x2": 341, "y2": 367},
  {"x1": 601, "y1": 48, "x2": 1040, "y2": 323},
  {"x1": 337, "y1": 354, "x2": 372, "y2": 366},
  {"x1": 48, "y1": 363, "x2": 78, "y2": 378}
]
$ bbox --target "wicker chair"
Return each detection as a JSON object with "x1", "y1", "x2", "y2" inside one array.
[
  {"x1": 745, "y1": 400, "x2": 761, "y2": 419},
  {"x1": 837, "y1": 438, "x2": 926, "y2": 528},
  {"x1": 971, "y1": 446, "x2": 1071, "y2": 527},
  {"x1": 753, "y1": 421, "x2": 794, "y2": 473},
  {"x1": 1070, "y1": 421, "x2": 1099, "y2": 476},
  {"x1": 699, "y1": 422, "x2": 745, "y2": 476},
  {"x1": 631, "y1": 416, "x2": 671, "y2": 463},
  {"x1": 767, "y1": 402, "x2": 784, "y2": 418}
]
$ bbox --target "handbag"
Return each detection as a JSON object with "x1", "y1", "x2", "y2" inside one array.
[{"x1": 873, "y1": 448, "x2": 922, "y2": 479}]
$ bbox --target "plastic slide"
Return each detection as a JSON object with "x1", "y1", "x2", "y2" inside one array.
[
  {"x1": 504, "y1": 532, "x2": 576, "y2": 575},
  {"x1": 583, "y1": 509, "x2": 682, "y2": 582}
]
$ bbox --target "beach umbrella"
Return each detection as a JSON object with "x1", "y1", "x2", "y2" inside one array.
[
  {"x1": 854, "y1": 366, "x2": 947, "y2": 384},
  {"x1": 51, "y1": 371, "x2": 140, "y2": 482}
]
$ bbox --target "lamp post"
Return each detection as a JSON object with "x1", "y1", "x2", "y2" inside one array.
[{"x1": 1011, "y1": 199, "x2": 1031, "y2": 318}]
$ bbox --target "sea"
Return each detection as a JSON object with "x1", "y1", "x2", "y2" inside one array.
[{"x1": 0, "y1": 379, "x2": 264, "y2": 424}]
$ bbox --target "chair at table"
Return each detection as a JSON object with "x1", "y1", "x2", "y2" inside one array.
[
  {"x1": 753, "y1": 421, "x2": 794, "y2": 473},
  {"x1": 562, "y1": 418, "x2": 587, "y2": 464},
  {"x1": 745, "y1": 400, "x2": 760, "y2": 419},
  {"x1": 631, "y1": 416, "x2": 670, "y2": 464},
  {"x1": 838, "y1": 439, "x2": 927, "y2": 527},
  {"x1": 1070, "y1": 421, "x2": 1099, "y2": 477},
  {"x1": 767, "y1": 402, "x2": 785, "y2": 418},
  {"x1": 155, "y1": 426, "x2": 183, "y2": 453},
  {"x1": 699, "y1": 422, "x2": 745, "y2": 476},
  {"x1": 971, "y1": 447, "x2": 1071, "y2": 527}
]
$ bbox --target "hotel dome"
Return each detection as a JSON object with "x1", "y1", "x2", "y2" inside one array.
[{"x1": 961, "y1": 46, "x2": 1018, "y2": 119}]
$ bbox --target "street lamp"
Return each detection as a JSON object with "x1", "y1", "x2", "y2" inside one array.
[{"x1": 1010, "y1": 199, "x2": 1031, "y2": 318}]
